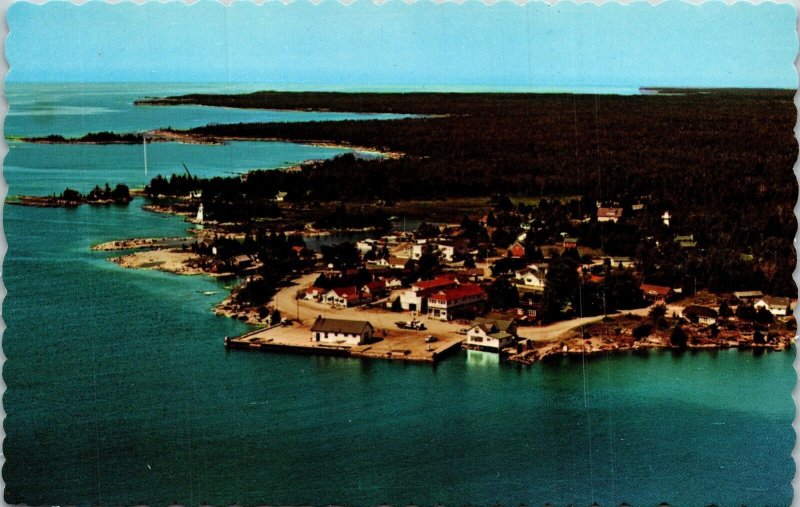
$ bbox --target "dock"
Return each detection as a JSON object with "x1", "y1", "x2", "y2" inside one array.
[{"x1": 224, "y1": 325, "x2": 464, "y2": 363}]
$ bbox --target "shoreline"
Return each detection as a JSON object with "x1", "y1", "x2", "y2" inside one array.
[
  {"x1": 18, "y1": 129, "x2": 404, "y2": 159},
  {"x1": 101, "y1": 243, "x2": 797, "y2": 365}
]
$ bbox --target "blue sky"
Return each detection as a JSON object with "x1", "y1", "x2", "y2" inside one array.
[{"x1": 6, "y1": 0, "x2": 798, "y2": 88}]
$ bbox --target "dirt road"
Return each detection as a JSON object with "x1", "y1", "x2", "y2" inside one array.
[{"x1": 272, "y1": 273, "x2": 683, "y2": 343}]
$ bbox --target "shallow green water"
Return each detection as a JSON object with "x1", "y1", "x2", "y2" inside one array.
[{"x1": 2, "y1": 83, "x2": 795, "y2": 506}]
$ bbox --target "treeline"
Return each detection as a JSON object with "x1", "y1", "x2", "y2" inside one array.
[
  {"x1": 23, "y1": 131, "x2": 142, "y2": 144},
  {"x1": 59, "y1": 183, "x2": 131, "y2": 204},
  {"x1": 140, "y1": 90, "x2": 796, "y2": 295}
]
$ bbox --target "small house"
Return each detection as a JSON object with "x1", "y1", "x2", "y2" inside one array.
[
  {"x1": 597, "y1": 207, "x2": 623, "y2": 223},
  {"x1": 674, "y1": 234, "x2": 697, "y2": 248},
  {"x1": 515, "y1": 265, "x2": 546, "y2": 291},
  {"x1": 640, "y1": 283, "x2": 673, "y2": 305},
  {"x1": 304, "y1": 286, "x2": 326, "y2": 301},
  {"x1": 508, "y1": 241, "x2": 526, "y2": 259},
  {"x1": 562, "y1": 237, "x2": 578, "y2": 249},
  {"x1": 682, "y1": 305, "x2": 719, "y2": 325},
  {"x1": 465, "y1": 318, "x2": 517, "y2": 351},
  {"x1": 324, "y1": 286, "x2": 371, "y2": 308},
  {"x1": 734, "y1": 291, "x2": 764, "y2": 304},
  {"x1": 754, "y1": 297, "x2": 793, "y2": 317}
]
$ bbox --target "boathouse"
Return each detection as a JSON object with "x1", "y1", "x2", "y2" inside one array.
[{"x1": 465, "y1": 318, "x2": 517, "y2": 351}]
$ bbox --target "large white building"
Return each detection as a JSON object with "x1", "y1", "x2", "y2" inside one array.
[
  {"x1": 427, "y1": 284, "x2": 487, "y2": 321},
  {"x1": 399, "y1": 276, "x2": 459, "y2": 312}
]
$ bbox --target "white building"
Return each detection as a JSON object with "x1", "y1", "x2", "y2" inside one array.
[
  {"x1": 303, "y1": 286, "x2": 326, "y2": 301},
  {"x1": 754, "y1": 297, "x2": 793, "y2": 317},
  {"x1": 427, "y1": 284, "x2": 487, "y2": 321},
  {"x1": 514, "y1": 265, "x2": 546, "y2": 291},
  {"x1": 356, "y1": 239, "x2": 377, "y2": 254},
  {"x1": 399, "y1": 277, "x2": 459, "y2": 312},
  {"x1": 465, "y1": 318, "x2": 517, "y2": 351},
  {"x1": 311, "y1": 317, "x2": 374, "y2": 346},
  {"x1": 323, "y1": 286, "x2": 370, "y2": 308}
]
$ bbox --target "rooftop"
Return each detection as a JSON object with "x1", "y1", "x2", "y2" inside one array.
[{"x1": 311, "y1": 317, "x2": 373, "y2": 335}]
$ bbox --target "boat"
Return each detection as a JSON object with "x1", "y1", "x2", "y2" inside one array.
[{"x1": 202, "y1": 291, "x2": 218, "y2": 296}]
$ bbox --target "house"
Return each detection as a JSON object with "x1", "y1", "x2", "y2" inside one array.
[
  {"x1": 274, "y1": 191, "x2": 288, "y2": 202},
  {"x1": 435, "y1": 241, "x2": 468, "y2": 262},
  {"x1": 465, "y1": 318, "x2": 518, "y2": 351},
  {"x1": 754, "y1": 297, "x2": 793, "y2": 317},
  {"x1": 609, "y1": 256, "x2": 634, "y2": 269},
  {"x1": 304, "y1": 286, "x2": 326, "y2": 301},
  {"x1": 597, "y1": 207, "x2": 623, "y2": 223},
  {"x1": 455, "y1": 268, "x2": 484, "y2": 283},
  {"x1": 382, "y1": 276, "x2": 403, "y2": 289},
  {"x1": 508, "y1": 241, "x2": 526, "y2": 258},
  {"x1": 356, "y1": 239, "x2": 377, "y2": 254},
  {"x1": 682, "y1": 305, "x2": 719, "y2": 325},
  {"x1": 675, "y1": 234, "x2": 697, "y2": 248},
  {"x1": 640, "y1": 283, "x2": 673, "y2": 305},
  {"x1": 517, "y1": 292, "x2": 544, "y2": 323},
  {"x1": 361, "y1": 280, "x2": 388, "y2": 299},
  {"x1": 515, "y1": 265, "x2": 546, "y2": 291},
  {"x1": 734, "y1": 291, "x2": 764, "y2": 304},
  {"x1": 372, "y1": 256, "x2": 408, "y2": 270},
  {"x1": 562, "y1": 237, "x2": 578, "y2": 248},
  {"x1": 324, "y1": 286, "x2": 371, "y2": 308},
  {"x1": 411, "y1": 242, "x2": 427, "y2": 260},
  {"x1": 427, "y1": 284, "x2": 487, "y2": 321},
  {"x1": 232, "y1": 254, "x2": 257, "y2": 272},
  {"x1": 311, "y1": 316, "x2": 374, "y2": 346},
  {"x1": 399, "y1": 276, "x2": 459, "y2": 312}
]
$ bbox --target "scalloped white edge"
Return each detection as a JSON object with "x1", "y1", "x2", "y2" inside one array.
[{"x1": 0, "y1": 1, "x2": 796, "y2": 506}]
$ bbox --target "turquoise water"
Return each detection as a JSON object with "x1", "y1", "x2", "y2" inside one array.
[{"x1": 3, "y1": 83, "x2": 796, "y2": 506}]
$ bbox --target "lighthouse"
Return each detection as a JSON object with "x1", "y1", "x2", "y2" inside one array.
[
  {"x1": 196, "y1": 203, "x2": 204, "y2": 224},
  {"x1": 661, "y1": 211, "x2": 671, "y2": 227}
]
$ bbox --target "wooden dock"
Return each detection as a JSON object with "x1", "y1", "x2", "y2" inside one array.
[{"x1": 224, "y1": 326, "x2": 464, "y2": 363}]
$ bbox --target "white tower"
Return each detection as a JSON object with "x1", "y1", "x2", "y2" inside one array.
[
  {"x1": 662, "y1": 211, "x2": 671, "y2": 227},
  {"x1": 196, "y1": 203, "x2": 204, "y2": 224}
]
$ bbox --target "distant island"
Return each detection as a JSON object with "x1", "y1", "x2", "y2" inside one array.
[{"x1": 9, "y1": 183, "x2": 132, "y2": 208}]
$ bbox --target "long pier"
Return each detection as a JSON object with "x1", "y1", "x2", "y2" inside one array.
[{"x1": 224, "y1": 327, "x2": 464, "y2": 363}]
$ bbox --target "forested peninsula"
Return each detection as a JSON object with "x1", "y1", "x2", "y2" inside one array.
[{"x1": 22, "y1": 89, "x2": 798, "y2": 297}]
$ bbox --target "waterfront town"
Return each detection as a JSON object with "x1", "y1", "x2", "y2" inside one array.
[
  {"x1": 18, "y1": 90, "x2": 797, "y2": 366},
  {"x1": 93, "y1": 188, "x2": 796, "y2": 365}
]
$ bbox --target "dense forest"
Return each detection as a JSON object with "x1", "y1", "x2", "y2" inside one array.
[{"x1": 105, "y1": 90, "x2": 800, "y2": 296}]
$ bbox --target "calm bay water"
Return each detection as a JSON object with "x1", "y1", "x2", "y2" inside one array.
[{"x1": 2, "y1": 83, "x2": 795, "y2": 506}]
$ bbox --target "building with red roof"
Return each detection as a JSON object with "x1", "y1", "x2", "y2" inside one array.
[
  {"x1": 323, "y1": 286, "x2": 371, "y2": 308},
  {"x1": 640, "y1": 283, "x2": 673, "y2": 304},
  {"x1": 597, "y1": 207, "x2": 623, "y2": 223},
  {"x1": 427, "y1": 283, "x2": 488, "y2": 321}
]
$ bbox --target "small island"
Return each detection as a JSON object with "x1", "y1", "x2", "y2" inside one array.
[{"x1": 9, "y1": 183, "x2": 133, "y2": 208}]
